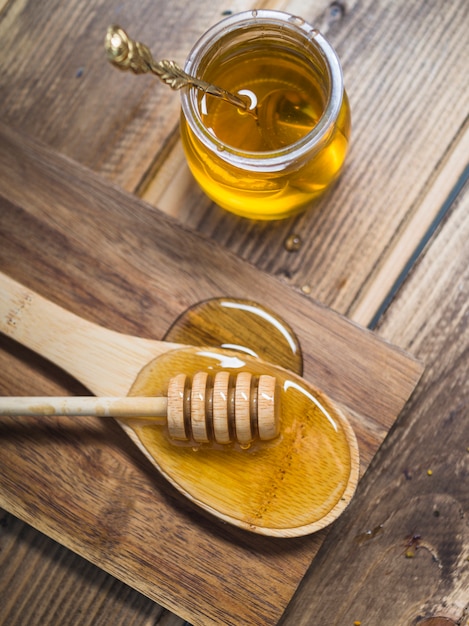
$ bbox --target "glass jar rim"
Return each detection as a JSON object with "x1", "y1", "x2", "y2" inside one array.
[{"x1": 181, "y1": 9, "x2": 345, "y2": 171}]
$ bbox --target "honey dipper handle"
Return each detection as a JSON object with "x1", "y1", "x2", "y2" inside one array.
[{"x1": 0, "y1": 396, "x2": 168, "y2": 419}]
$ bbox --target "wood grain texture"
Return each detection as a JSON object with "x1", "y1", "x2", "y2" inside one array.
[
  {"x1": 0, "y1": 509, "x2": 179, "y2": 626},
  {"x1": 278, "y1": 182, "x2": 469, "y2": 625},
  {"x1": 0, "y1": 0, "x2": 257, "y2": 191},
  {"x1": 349, "y1": 119, "x2": 469, "y2": 327},
  {"x1": 2, "y1": 0, "x2": 467, "y2": 321},
  {"x1": 0, "y1": 123, "x2": 421, "y2": 625},
  {"x1": 2, "y1": 0, "x2": 467, "y2": 324}
]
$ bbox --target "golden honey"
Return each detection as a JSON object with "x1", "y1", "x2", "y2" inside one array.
[
  {"x1": 126, "y1": 346, "x2": 357, "y2": 534},
  {"x1": 180, "y1": 10, "x2": 351, "y2": 220}
]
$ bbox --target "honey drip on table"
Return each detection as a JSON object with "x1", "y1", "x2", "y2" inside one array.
[{"x1": 163, "y1": 298, "x2": 304, "y2": 376}]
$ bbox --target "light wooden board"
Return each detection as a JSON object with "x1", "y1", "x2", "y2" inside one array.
[{"x1": 0, "y1": 123, "x2": 422, "y2": 626}]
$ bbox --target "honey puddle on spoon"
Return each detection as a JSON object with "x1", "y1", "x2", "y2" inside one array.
[{"x1": 125, "y1": 346, "x2": 358, "y2": 535}]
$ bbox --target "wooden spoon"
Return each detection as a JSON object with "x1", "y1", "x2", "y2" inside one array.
[{"x1": 0, "y1": 271, "x2": 359, "y2": 537}]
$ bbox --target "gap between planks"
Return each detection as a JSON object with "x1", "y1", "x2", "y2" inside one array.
[
  {"x1": 138, "y1": 130, "x2": 191, "y2": 216},
  {"x1": 348, "y1": 119, "x2": 469, "y2": 328},
  {"x1": 142, "y1": 121, "x2": 469, "y2": 330}
]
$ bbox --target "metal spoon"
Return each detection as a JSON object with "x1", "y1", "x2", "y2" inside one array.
[
  {"x1": 105, "y1": 26, "x2": 319, "y2": 148},
  {"x1": 105, "y1": 25, "x2": 250, "y2": 112}
]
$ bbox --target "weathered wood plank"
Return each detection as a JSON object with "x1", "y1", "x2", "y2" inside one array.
[
  {"x1": 3, "y1": 0, "x2": 468, "y2": 328},
  {"x1": 3, "y1": 0, "x2": 467, "y2": 325},
  {"x1": 0, "y1": 509, "x2": 176, "y2": 626},
  {"x1": 278, "y1": 181, "x2": 469, "y2": 625},
  {"x1": 0, "y1": 0, "x2": 257, "y2": 191},
  {"x1": 349, "y1": 121, "x2": 469, "y2": 327}
]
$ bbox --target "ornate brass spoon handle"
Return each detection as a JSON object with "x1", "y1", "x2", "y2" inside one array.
[{"x1": 105, "y1": 25, "x2": 249, "y2": 112}]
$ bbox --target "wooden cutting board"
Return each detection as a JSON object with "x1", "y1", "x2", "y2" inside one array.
[{"x1": 0, "y1": 123, "x2": 423, "y2": 626}]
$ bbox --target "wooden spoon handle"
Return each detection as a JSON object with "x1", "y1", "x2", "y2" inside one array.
[
  {"x1": 0, "y1": 271, "x2": 181, "y2": 396},
  {"x1": 0, "y1": 396, "x2": 168, "y2": 419},
  {"x1": 0, "y1": 272, "x2": 280, "y2": 444}
]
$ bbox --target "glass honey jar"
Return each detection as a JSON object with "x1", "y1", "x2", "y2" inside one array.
[{"x1": 179, "y1": 10, "x2": 351, "y2": 220}]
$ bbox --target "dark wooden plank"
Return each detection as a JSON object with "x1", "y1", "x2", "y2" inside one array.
[
  {"x1": 0, "y1": 123, "x2": 422, "y2": 625},
  {"x1": 0, "y1": 0, "x2": 256, "y2": 191},
  {"x1": 278, "y1": 181, "x2": 469, "y2": 625},
  {"x1": 0, "y1": 509, "x2": 174, "y2": 626}
]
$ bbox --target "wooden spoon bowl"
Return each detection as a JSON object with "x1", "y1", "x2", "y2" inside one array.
[{"x1": 0, "y1": 271, "x2": 359, "y2": 537}]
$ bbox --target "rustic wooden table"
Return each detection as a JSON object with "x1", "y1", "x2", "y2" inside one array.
[{"x1": 0, "y1": 1, "x2": 467, "y2": 625}]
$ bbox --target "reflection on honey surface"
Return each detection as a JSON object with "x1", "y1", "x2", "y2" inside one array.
[
  {"x1": 180, "y1": 20, "x2": 351, "y2": 219},
  {"x1": 127, "y1": 347, "x2": 356, "y2": 532}
]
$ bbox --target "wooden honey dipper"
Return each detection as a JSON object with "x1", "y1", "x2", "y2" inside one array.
[{"x1": 0, "y1": 371, "x2": 279, "y2": 445}]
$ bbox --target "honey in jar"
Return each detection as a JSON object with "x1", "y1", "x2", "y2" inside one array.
[{"x1": 180, "y1": 10, "x2": 351, "y2": 220}]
